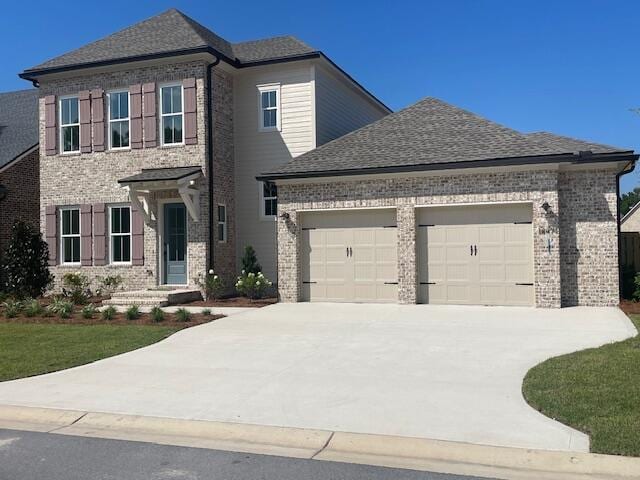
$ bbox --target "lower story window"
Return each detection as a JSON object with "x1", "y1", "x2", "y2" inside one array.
[
  {"x1": 262, "y1": 182, "x2": 277, "y2": 218},
  {"x1": 110, "y1": 206, "x2": 131, "y2": 263},
  {"x1": 217, "y1": 204, "x2": 227, "y2": 242},
  {"x1": 60, "y1": 208, "x2": 80, "y2": 264}
]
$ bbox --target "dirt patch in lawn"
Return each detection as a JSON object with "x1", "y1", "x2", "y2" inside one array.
[{"x1": 180, "y1": 296, "x2": 277, "y2": 308}]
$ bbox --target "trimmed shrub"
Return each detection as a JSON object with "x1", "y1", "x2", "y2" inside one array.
[
  {"x1": 235, "y1": 271, "x2": 273, "y2": 300},
  {"x1": 96, "y1": 275, "x2": 123, "y2": 297},
  {"x1": 1, "y1": 221, "x2": 53, "y2": 298},
  {"x1": 101, "y1": 305, "x2": 117, "y2": 321},
  {"x1": 62, "y1": 272, "x2": 91, "y2": 305},
  {"x1": 194, "y1": 270, "x2": 225, "y2": 300},
  {"x1": 47, "y1": 297, "x2": 73, "y2": 319},
  {"x1": 24, "y1": 299, "x2": 44, "y2": 317},
  {"x1": 125, "y1": 305, "x2": 140, "y2": 321},
  {"x1": 201, "y1": 308, "x2": 212, "y2": 316},
  {"x1": 175, "y1": 308, "x2": 191, "y2": 322},
  {"x1": 150, "y1": 306, "x2": 165, "y2": 323},
  {"x1": 81, "y1": 304, "x2": 97, "y2": 319}
]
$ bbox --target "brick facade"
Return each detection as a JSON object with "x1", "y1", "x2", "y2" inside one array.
[
  {"x1": 38, "y1": 61, "x2": 235, "y2": 291},
  {"x1": 277, "y1": 167, "x2": 619, "y2": 308},
  {"x1": 0, "y1": 149, "x2": 40, "y2": 260}
]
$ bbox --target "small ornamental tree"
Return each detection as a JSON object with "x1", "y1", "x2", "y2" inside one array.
[
  {"x1": 241, "y1": 245, "x2": 262, "y2": 274},
  {"x1": 1, "y1": 221, "x2": 53, "y2": 298}
]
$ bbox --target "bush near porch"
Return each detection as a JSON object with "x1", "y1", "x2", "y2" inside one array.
[{"x1": 522, "y1": 314, "x2": 640, "y2": 457}]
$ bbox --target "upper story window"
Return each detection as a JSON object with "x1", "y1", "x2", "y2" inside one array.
[
  {"x1": 60, "y1": 96, "x2": 80, "y2": 153},
  {"x1": 217, "y1": 204, "x2": 227, "y2": 243},
  {"x1": 258, "y1": 84, "x2": 281, "y2": 131},
  {"x1": 110, "y1": 205, "x2": 131, "y2": 264},
  {"x1": 160, "y1": 84, "x2": 183, "y2": 145},
  {"x1": 60, "y1": 207, "x2": 80, "y2": 264},
  {"x1": 108, "y1": 91, "x2": 130, "y2": 149},
  {"x1": 260, "y1": 181, "x2": 277, "y2": 219}
]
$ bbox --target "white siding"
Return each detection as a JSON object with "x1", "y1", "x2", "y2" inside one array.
[
  {"x1": 315, "y1": 64, "x2": 388, "y2": 146},
  {"x1": 234, "y1": 62, "x2": 315, "y2": 280}
]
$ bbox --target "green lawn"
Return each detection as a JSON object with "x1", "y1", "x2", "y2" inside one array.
[
  {"x1": 522, "y1": 314, "x2": 640, "y2": 456},
  {"x1": 0, "y1": 323, "x2": 179, "y2": 382}
]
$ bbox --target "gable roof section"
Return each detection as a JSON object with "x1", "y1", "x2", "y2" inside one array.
[
  {"x1": 0, "y1": 89, "x2": 38, "y2": 170},
  {"x1": 21, "y1": 9, "x2": 319, "y2": 77},
  {"x1": 258, "y1": 97, "x2": 635, "y2": 180}
]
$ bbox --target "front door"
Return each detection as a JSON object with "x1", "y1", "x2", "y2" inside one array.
[{"x1": 163, "y1": 203, "x2": 187, "y2": 285}]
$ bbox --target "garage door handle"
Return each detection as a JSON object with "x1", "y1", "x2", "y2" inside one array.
[
  {"x1": 349, "y1": 247, "x2": 353, "y2": 257},
  {"x1": 474, "y1": 245, "x2": 477, "y2": 256},
  {"x1": 470, "y1": 245, "x2": 473, "y2": 256}
]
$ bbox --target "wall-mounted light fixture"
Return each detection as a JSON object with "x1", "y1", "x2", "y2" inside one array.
[
  {"x1": 279, "y1": 212, "x2": 290, "y2": 220},
  {"x1": 541, "y1": 201, "x2": 551, "y2": 213}
]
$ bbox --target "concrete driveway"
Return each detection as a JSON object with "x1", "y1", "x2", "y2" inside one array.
[{"x1": 0, "y1": 303, "x2": 635, "y2": 452}]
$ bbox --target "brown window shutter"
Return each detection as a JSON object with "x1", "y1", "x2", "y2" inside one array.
[
  {"x1": 131, "y1": 206, "x2": 144, "y2": 265},
  {"x1": 142, "y1": 83, "x2": 157, "y2": 148},
  {"x1": 91, "y1": 89, "x2": 105, "y2": 152},
  {"x1": 45, "y1": 205, "x2": 57, "y2": 265},
  {"x1": 93, "y1": 203, "x2": 107, "y2": 266},
  {"x1": 79, "y1": 91, "x2": 92, "y2": 153},
  {"x1": 44, "y1": 95, "x2": 57, "y2": 155},
  {"x1": 130, "y1": 84, "x2": 143, "y2": 149},
  {"x1": 183, "y1": 78, "x2": 197, "y2": 145},
  {"x1": 80, "y1": 204, "x2": 93, "y2": 265}
]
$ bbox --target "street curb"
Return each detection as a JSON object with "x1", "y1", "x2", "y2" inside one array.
[{"x1": 1, "y1": 405, "x2": 640, "y2": 479}]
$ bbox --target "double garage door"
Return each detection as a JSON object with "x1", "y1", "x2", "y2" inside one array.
[{"x1": 300, "y1": 204, "x2": 533, "y2": 306}]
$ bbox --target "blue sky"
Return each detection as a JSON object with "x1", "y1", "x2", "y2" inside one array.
[{"x1": 2, "y1": 0, "x2": 638, "y2": 191}]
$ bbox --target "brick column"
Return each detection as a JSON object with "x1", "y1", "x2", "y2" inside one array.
[
  {"x1": 533, "y1": 188, "x2": 562, "y2": 308},
  {"x1": 397, "y1": 205, "x2": 417, "y2": 304},
  {"x1": 277, "y1": 209, "x2": 301, "y2": 302}
]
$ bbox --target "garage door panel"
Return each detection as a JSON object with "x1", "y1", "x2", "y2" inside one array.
[{"x1": 417, "y1": 204, "x2": 533, "y2": 306}]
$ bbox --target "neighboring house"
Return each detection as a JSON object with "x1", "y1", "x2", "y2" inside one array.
[
  {"x1": 620, "y1": 202, "x2": 640, "y2": 271},
  {"x1": 259, "y1": 98, "x2": 638, "y2": 307},
  {"x1": 18, "y1": 9, "x2": 389, "y2": 290},
  {"x1": 0, "y1": 89, "x2": 40, "y2": 260}
]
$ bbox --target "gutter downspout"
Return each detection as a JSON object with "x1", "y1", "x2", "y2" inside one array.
[
  {"x1": 617, "y1": 159, "x2": 637, "y2": 299},
  {"x1": 206, "y1": 56, "x2": 221, "y2": 271}
]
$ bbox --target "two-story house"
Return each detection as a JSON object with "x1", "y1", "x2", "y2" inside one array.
[{"x1": 19, "y1": 9, "x2": 389, "y2": 291}]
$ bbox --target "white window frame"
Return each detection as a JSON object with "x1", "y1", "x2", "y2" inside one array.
[
  {"x1": 109, "y1": 205, "x2": 132, "y2": 265},
  {"x1": 59, "y1": 95, "x2": 80, "y2": 154},
  {"x1": 60, "y1": 207, "x2": 81, "y2": 265},
  {"x1": 217, "y1": 204, "x2": 227, "y2": 243},
  {"x1": 259, "y1": 181, "x2": 277, "y2": 221},
  {"x1": 107, "y1": 90, "x2": 131, "y2": 150},
  {"x1": 257, "y1": 83, "x2": 281, "y2": 132},
  {"x1": 159, "y1": 83, "x2": 185, "y2": 146}
]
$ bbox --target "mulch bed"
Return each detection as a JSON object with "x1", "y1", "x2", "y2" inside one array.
[
  {"x1": 181, "y1": 296, "x2": 277, "y2": 308},
  {"x1": 0, "y1": 311, "x2": 224, "y2": 328},
  {"x1": 619, "y1": 300, "x2": 640, "y2": 315}
]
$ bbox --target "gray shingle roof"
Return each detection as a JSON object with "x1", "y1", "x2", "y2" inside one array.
[
  {"x1": 260, "y1": 97, "x2": 633, "y2": 178},
  {"x1": 23, "y1": 9, "x2": 317, "y2": 75},
  {"x1": 525, "y1": 131, "x2": 621, "y2": 154},
  {"x1": 118, "y1": 166, "x2": 202, "y2": 184},
  {"x1": 0, "y1": 89, "x2": 38, "y2": 170}
]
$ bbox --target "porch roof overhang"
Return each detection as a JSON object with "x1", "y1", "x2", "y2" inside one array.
[{"x1": 118, "y1": 166, "x2": 204, "y2": 222}]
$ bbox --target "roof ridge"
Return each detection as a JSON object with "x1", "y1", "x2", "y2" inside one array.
[{"x1": 171, "y1": 9, "x2": 235, "y2": 57}]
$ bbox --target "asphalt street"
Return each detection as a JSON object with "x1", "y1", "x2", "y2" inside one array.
[{"x1": 0, "y1": 428, "x2": 492, "y2": 480}]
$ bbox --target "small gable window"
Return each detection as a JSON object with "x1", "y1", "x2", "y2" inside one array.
[
  {"x1": 60, "y1": 96, "x2": 80, "y2": 153},
  {"x1": 161, "y1": 84, "x2": 184, "y2": 145},
  {"x1": 258, "y1": 84, "x2": 280, "y2": 131},
  {"x1": 108, "y1": 91, "x2": 130, "y2": 149}
]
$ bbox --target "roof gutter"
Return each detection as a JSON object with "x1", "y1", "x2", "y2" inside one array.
[
  {"x1": 616, "y1": 158, "x2": 637, "y2": 300},
  {"x1": 206, "y1": 55, "x2": 221, "y2": 271},
  {"x1": 256, "y1": 151, "x2": 639, "y2": 182}
]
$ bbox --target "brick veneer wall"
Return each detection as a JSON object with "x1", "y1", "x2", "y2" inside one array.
[
  {"x1": 0, "y1": 149, "x2": 40, "y2": 260},
  {"x1": 38, "y1": 61, "x2": 234, "y2": 291},
  {"x1": 277, "y1": 167, "x2": 619, "y2": 308}
]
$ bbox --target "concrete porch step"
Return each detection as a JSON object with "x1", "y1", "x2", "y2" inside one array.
[{"x1": 104, "y1": 289, "x2": 202, "y2": 307}]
